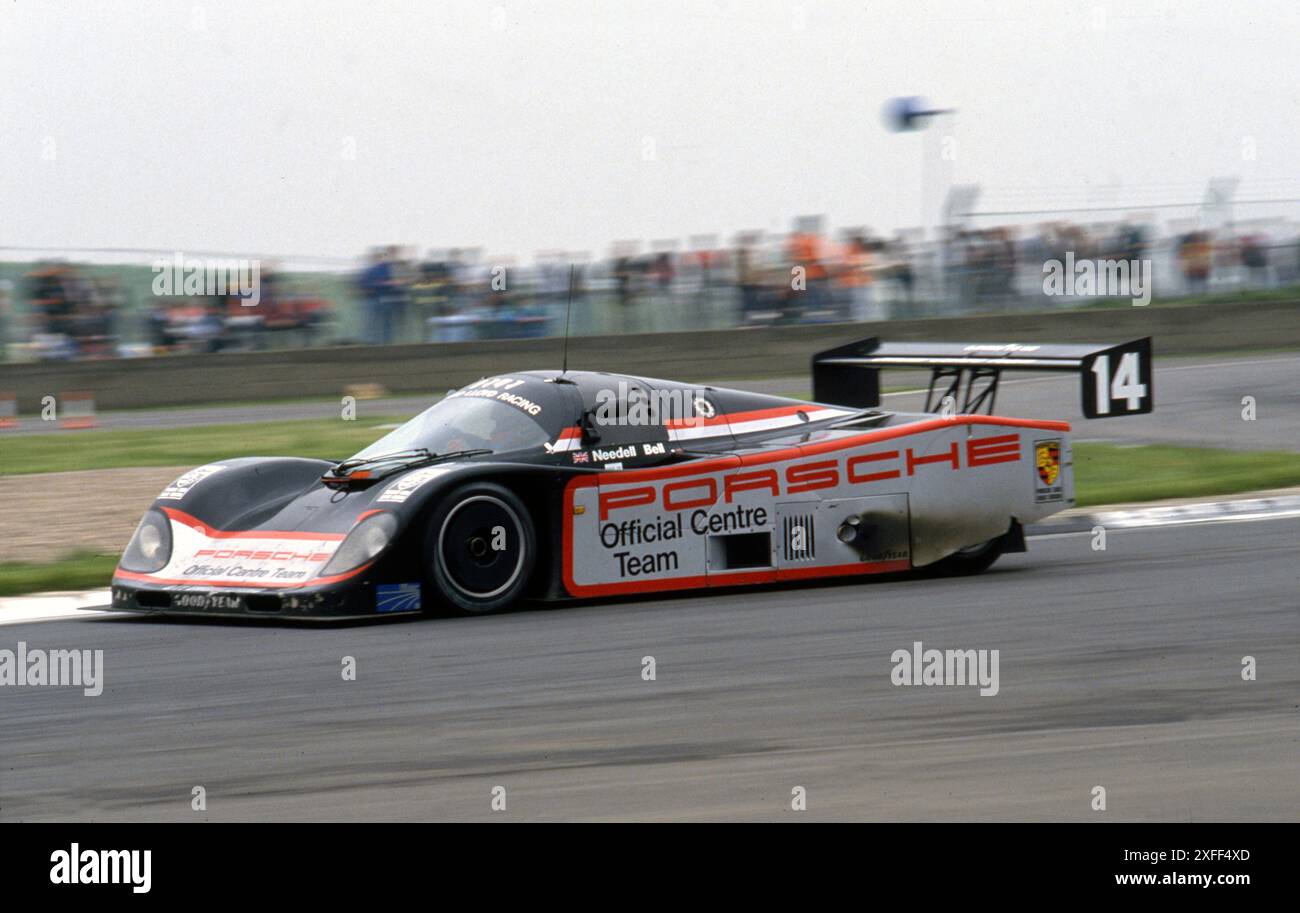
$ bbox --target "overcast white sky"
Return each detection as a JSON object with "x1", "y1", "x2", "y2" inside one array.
[{"x1": 2, "y1": 0, "x2": 1297, "y2": 261}]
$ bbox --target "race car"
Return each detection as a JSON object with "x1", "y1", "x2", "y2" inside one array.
[{"x1": 111, "y1": 335, "x2": 1152, "y2": 619}]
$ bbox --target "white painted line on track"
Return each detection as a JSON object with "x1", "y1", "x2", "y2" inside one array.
[
  {"x1": 1094, "y1": 494, "x2": 1300, "y2": 529},
  {"x1": 1030, "y1": 509, "x2": 1300, "y2": 539},
  {"x1": 0, "y1": 590, "x2": 119, "y2": 627},
  {"x1": 1030, "y1": 496, "x2": 1300, "y2": 538}
]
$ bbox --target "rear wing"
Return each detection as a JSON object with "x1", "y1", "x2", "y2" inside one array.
[{"x1": 812, "y1": 337, "x2": 1152, "y2": 418}]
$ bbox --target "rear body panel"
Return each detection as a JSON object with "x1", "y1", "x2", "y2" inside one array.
[{"x1": 562, "y1": 414, "x2": 1072, "y2": 598}]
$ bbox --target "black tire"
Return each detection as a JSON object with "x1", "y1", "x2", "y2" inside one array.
[
  {"x1": 928, "y1": 536, "x2": 1005, "y2": 577},
  {"x1": 424, "y1": 482, "x2": 536, "y2": 615}
]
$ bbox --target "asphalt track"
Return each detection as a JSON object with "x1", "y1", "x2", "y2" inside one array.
[
  {"x1": 8, "y1": 352, "x2": 1297, "y2": 453},
  {"x1": 2, "y1": 514, "x2": 1296, "y2": 822}
]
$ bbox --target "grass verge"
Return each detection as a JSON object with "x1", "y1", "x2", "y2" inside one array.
[
  {"x1": 0, "y1": 552, "x2": 120, "y2": 598},
  {"x1": 0, "y1": 417, "x2": 404, "y2": 475},
  {"x1": 1071, "y1": 443, "x2": 1300, "y2": 506}
]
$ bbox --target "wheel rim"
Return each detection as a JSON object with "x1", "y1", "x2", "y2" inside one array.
[{"x1": 437, "y1": 495, "x2": 527, "y2": 599}]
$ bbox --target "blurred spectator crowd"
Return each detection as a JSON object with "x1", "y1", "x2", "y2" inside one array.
[
  {"x1": 342, "y1": 217, "x2": 1300, "y2": 344},
  {"x1": 3, "y1": 215, "x2": 1300, "y2": 362},
  {"x1": 0, "y1": 264, "x2": 331, "y2": 362},
  {"x1": 142, "y1": 270, "x2": 331, "y2": 357}
]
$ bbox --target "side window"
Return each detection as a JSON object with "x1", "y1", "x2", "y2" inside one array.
[{"x1": 577, "y1": 380, "x2": 672, "y2": 467}]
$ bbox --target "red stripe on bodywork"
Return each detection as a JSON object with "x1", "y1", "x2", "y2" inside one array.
[
  {"x1": 665, "y1": 404, "x2": 811, "y2": 430},
  {"x1": 586, "y1": 414, "x2": 1068, "y2": 485},
  {"x1": 113, "y1": 561, "x2": 375, "y2": 590},
  {"x1": 117, "y1": 510, "x2": 386, "y2": 589},
  {"x1": 162, "y1": 507, "x2": 348, "y2": 541}
]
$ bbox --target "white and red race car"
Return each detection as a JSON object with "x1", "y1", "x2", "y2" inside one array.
[{"x1": 113, "y1": 336, "x2": 1152, "y2": 619}]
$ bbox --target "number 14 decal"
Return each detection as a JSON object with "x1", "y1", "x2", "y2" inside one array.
[{"x1": 1091, "y1": 351, "x2": 1148, "y2": 415}]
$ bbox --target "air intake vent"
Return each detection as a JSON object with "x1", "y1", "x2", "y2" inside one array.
[
  {"x1": 783, "y1": 514, "x2": 816, "y2": 562},
  {"x1": 136, "y1": 591, "x2": 171, "y2": 609},
  {"x1": 245, "y1": 595, "x2": 282, "y2": 613}
]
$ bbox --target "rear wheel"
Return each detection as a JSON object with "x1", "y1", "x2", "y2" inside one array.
[
  {"x1": 928, "y1": 536, "x2": 1005, "y2": 577},
  {"x1": 424, "y1": 482, "x2": 536, "y2": 614}
]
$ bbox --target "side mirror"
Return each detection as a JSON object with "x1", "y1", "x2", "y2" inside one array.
[{"x1": 579, "y1": 410, "x2": 602, "y2": 446}]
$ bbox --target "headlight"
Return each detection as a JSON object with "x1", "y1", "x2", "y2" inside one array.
[
  {"x1": 120, "y1": 509, "x2": 173, "y2": 573},
  {"x1": 320, "y1": 512, "x2": 398, "y2": 577}
]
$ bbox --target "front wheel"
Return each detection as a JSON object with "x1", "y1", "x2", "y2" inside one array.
[{"x1": 424, "y1": 482, "x2": 536, "y2": 614}]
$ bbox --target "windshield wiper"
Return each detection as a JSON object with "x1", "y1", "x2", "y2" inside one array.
[
  {"x1": 333, "y1": 448, "x2": 433, "y2": 472},
  {"x1": 422, "y1": 448, "x2": 494, "y2": 463},
  {"x1": 331, "y1": 448, "x2": 493, "y2": 474}
]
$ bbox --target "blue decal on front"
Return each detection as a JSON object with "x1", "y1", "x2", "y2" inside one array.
[{"x1": 375, "y1": 583, "x2": 422, "y2": 613}]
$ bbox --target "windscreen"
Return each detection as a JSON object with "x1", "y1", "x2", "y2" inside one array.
[{"x1": 348, "y1": 396, "x2": 552, "y2": 459}]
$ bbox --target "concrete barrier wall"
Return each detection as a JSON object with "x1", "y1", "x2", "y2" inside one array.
[{"x1": 1, "y1": 300, "x2": 1296, "y2": 411}]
